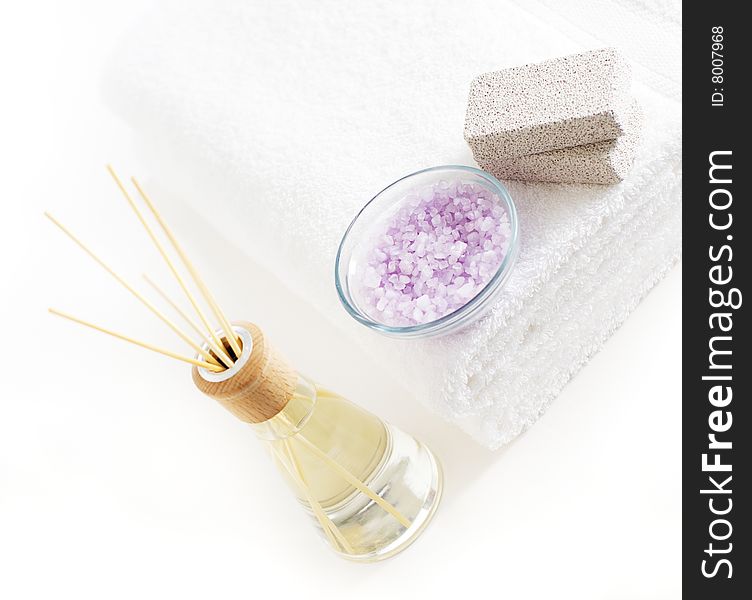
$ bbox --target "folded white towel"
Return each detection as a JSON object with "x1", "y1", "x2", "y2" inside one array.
[{"x1": 104, "y1": 0, "x2": 682, "y2": 448}]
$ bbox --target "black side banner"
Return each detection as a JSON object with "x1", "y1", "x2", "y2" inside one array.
[{"x1": 684, "y1": 2, "x2": 749, "y2": 596}]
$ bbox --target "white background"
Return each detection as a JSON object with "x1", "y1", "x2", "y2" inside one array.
[{"x1": 0, "y1": 2, "x2": 681, "y2": 599}]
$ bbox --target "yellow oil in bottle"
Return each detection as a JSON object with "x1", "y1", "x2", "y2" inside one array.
[
  {"x1": 252, "y1": 377, "x2": 442, "y2": 561},
  {"x1": 195, "y1": 323, "x2": 441, "y2": 562},
  {"x1": 272, "y1": 387, "x2": 388, "y2": 508}
]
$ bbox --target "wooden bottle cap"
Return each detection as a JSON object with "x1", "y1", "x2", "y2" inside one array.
[{"x1": 192, "y1": 321, "x2": 298, "y2": 423}]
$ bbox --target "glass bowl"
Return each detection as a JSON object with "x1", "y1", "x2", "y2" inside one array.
[{"x1": 335, "y1": 165, "x2": 519, "y2": 339}]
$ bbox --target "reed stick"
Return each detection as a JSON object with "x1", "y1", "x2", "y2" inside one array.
[
  {"x1": 44, "y1": 212, "x2": 222, "y2": 368},
  {"x1": 130, "y1": 177, "x2": 243, "y2": 359},
  {"x1": 277, "y1": 440, "x2": 355, "y2": 554},
  {"x1": 143, "y1": 274, "x2": 208, "y2": 343},
  {"x1": 296, "y1": 434, "x2": 412, "y2": 528},
  {"x1": 106, "y1": 166, "x2": 235, "y2": 368},
  {"x1": 49, "y1": 308, "x2": 223, "y2": 371},
  {"x1": 271, "y1": 445, "x2": 341, "y2": 552}
]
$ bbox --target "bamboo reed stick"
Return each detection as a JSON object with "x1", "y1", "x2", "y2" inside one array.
[
  {"x1": 271, "y1": 444, "x2": 341, "y2": 551},
  {"x1": 44, "y1": 212, "x2": 222, "y2": 368},
  {"x1": 130, "y1": 177, "x2": 243, "y2": 359},
  {"x1": 277, "y1": 440, "x2": 355, "y2": 554},
  {"x1": 296, "y1": 434, "x2": 412, "y2": 528},
  {"x1": 143, "y1": 274, "x2": 208, "y2": 343},
  {"x1": 106, "y1": 166, "x2": 235, "y2": 368},
  {"x1": 49, "y1": 308, "x2": 223, "y2": 371}
]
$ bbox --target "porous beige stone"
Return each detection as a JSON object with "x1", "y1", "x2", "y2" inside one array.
[
  {"x1": 464, "y1": 48, "x2": 632, "y2": 160},
  {"x1": 481, "y1": 100, "x2": 643, "y2": 185}
]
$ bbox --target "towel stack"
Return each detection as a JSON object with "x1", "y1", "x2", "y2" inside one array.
[
  {"x1": 464, "y1": 48, "x2": 642, "y2": 185},
  {"x1": 104, "y1": 0, "x2": 682, "y2": 449}
]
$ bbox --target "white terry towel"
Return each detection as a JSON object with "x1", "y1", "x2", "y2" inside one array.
[{"x1": 104, "y1": 0, "x2": 682, "y2": 449}]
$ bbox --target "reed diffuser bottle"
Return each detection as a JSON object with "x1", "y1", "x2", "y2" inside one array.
[
  {"x1": 47, "y1": 167, "x2": 442, "y2": 562},
  {"x1": 193, "y1": 322, "x2": 442, "y2": 561}
]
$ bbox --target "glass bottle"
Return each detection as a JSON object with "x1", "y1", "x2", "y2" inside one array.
[{"x1": 193, "y1": 321, "x2": 443, "y2": 562}]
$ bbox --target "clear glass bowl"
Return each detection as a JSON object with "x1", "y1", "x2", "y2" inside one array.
[{"x1": 335, "y1": 165, "x2": 519, "y2": 338}]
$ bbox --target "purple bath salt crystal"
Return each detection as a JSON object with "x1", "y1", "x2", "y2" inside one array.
[{"x1": 357, "y1": 179, "x2": 512, "y2": 326}]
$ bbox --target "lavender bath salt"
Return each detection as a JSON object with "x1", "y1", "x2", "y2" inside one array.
[{"x1": 357, "y1": 180, "x2": 512, "y2": 326}]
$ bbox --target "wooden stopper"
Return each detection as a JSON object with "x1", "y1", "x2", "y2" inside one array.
[{"x1": 192, "y1": 321, "x2": 298, "y2": 423}]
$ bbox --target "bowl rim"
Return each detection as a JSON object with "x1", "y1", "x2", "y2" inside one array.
[{"x1": 334, "y1": 164, "x2": 519, "y2": 337}]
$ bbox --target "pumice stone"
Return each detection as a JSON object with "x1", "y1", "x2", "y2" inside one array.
[
  {"x1": 464, "y1": 47, "x2": 632, "y2": 160},
  {"x1": 483, "y1": 100, "x2": 643, "y2": 185}
]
